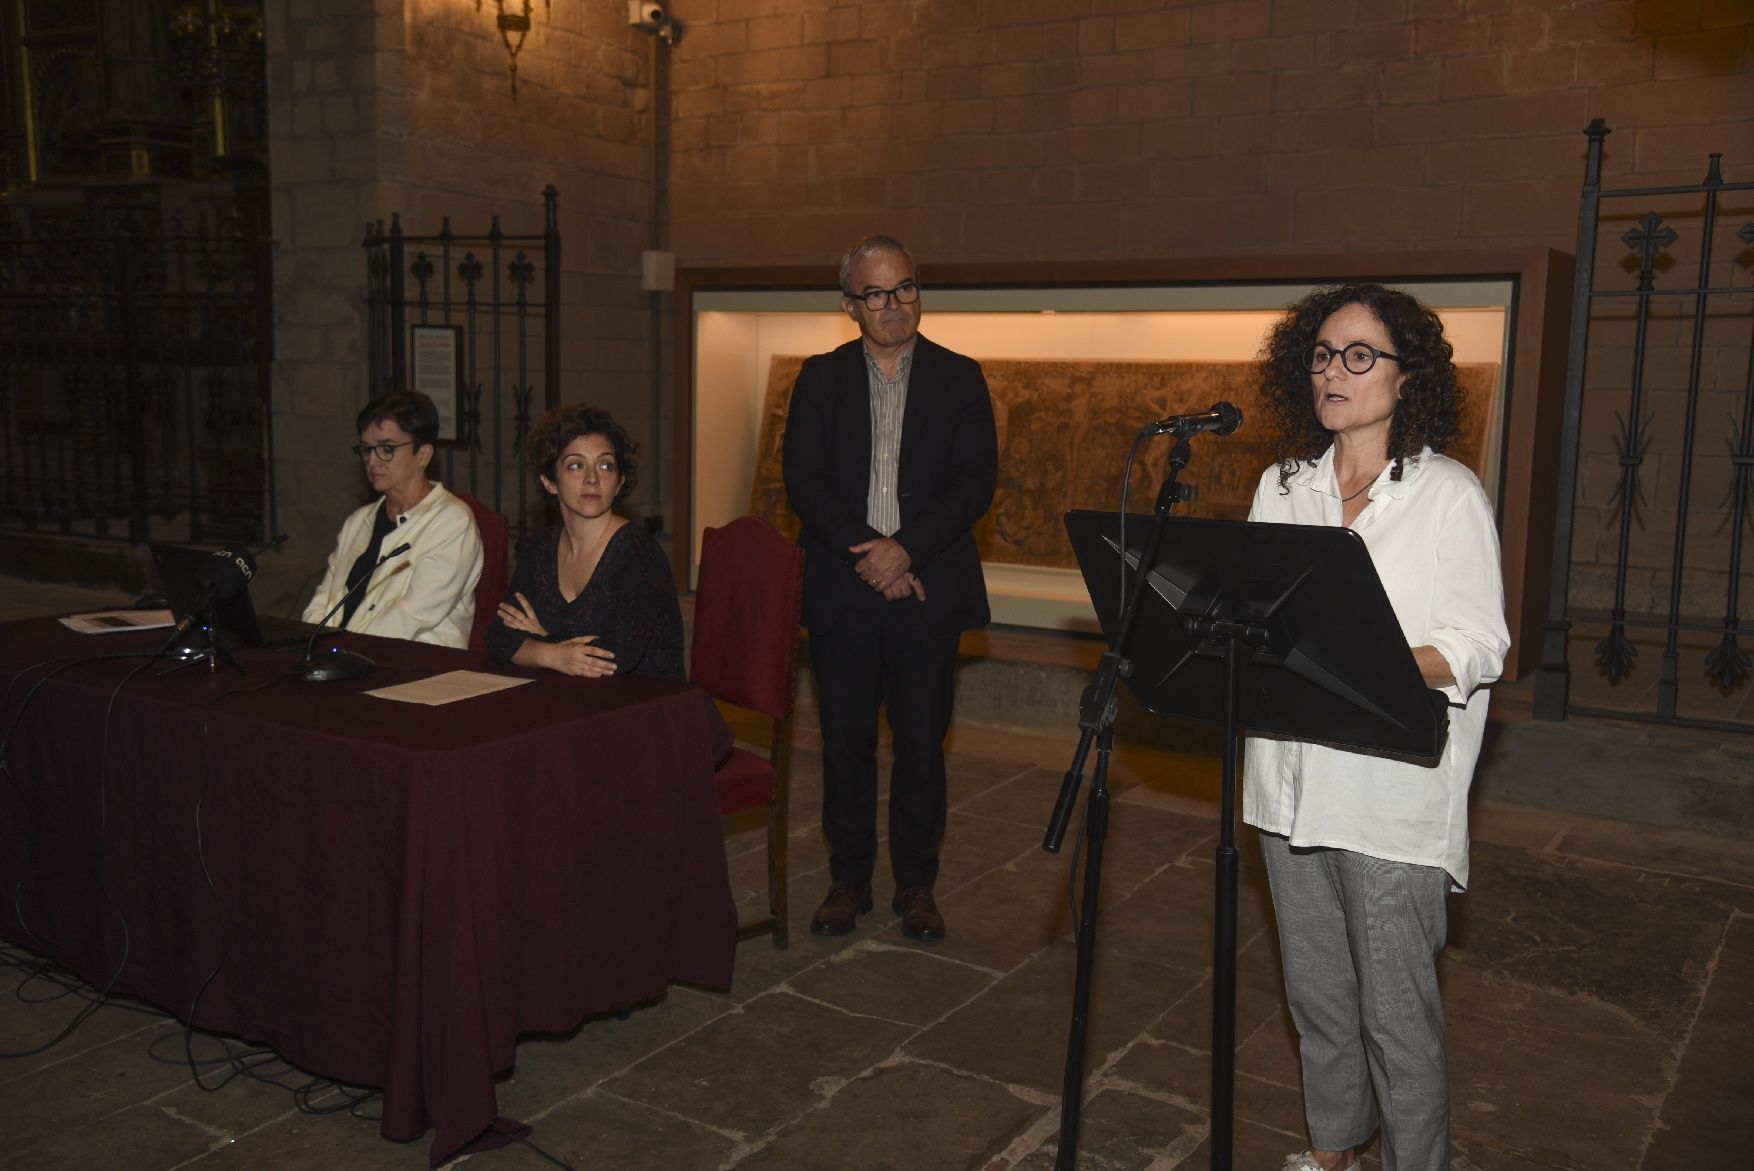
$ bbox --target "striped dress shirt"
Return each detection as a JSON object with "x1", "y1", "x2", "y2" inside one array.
[{"x1": 863, "y1": 344, "x2": 913, "y2": 536}]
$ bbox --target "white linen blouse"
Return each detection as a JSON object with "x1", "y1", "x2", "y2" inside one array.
[{"x1": 1241, "y1": 446, "x2": 1510, "y2": 889}]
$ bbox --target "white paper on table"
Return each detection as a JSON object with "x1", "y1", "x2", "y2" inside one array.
[
  {"x1": 60, "y1": 609, "x2": 175, "y2": 634},
  {"x1": 363, "y1": 669, "x2": 534, "y2": 706}
]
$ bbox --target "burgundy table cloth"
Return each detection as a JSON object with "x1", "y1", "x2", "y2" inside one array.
[{"x1": 0, "y1": 618, "x2": 737, "y2": 1165}]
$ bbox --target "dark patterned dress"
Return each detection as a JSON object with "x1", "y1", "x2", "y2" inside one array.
[{"x1": 484, "y1": 522, "x2": 683, "y2": 680}]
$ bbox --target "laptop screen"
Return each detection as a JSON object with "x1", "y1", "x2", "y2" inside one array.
[{"x1": 149, "y1": 543, "x2": 266, "y2": 648}]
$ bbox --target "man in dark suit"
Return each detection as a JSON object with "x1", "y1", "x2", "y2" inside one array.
[{"x1": 782, "y1": 234, "x2": 998, "y2": 943}]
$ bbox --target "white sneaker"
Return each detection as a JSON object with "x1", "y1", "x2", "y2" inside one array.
[{"x1": 1281, "y1": 1153, "x2": 1358, "y2": 1171}]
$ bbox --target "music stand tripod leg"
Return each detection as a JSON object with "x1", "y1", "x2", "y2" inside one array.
[
  {"x1": 1052, "y1": 720, "x2": 1115, "y2": 1171},
  {"x1": 1209, "y1": 635, "x2": 1242, "y2": 1169},
  {"x1": 1045, "y1": 434, "x2": 1196, "y2": 1170}
]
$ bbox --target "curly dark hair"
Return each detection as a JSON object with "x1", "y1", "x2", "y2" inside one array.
[
  {"x1": 1258, "y1": 282, "x2": 1463, "y2": 492},
  {"x1": 357, "y1": 390, "x2": 440, "y2": 449},
  {"x1": 523, "y1": 403, "x2": 639, "y2": 500}
]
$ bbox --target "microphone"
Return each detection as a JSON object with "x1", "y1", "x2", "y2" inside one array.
[
  {"x1": 173, "y1": 534, "x2": 289, "y2": 636},
  {"x1": 295, "y1": 541, "x2": 413, "y2": 682},
  {"x1": 1144, "y1": 401, "x2": 1243, "y2": 438}
]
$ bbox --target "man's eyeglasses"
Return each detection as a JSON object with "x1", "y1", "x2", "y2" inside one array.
[
  {"x1": 847, "y1": 280, "x2": 920, "y2": 311},
  {"x1": 352, "y1": 441, "x2": 416, "y2": 462},
  {"x1": 1306, "y1": 341, "x2": 1401, "y2": 375}
]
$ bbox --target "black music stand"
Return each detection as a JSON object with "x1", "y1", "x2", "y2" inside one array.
[{"x1": 1051, "y1": 509, "x2": 1449, "y2": 1170}]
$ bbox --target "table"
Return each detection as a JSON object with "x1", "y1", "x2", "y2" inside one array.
[{"x1": 0, "y1": 618, "x2": 737, "y2": 1165}]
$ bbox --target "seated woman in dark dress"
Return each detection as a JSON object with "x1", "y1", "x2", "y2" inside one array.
[{"x1": 485, "y1": 404, "x2": 683, "y2": 680}]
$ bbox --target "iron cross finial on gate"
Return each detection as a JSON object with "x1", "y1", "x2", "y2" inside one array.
[{"x1": 1622, "y1": 212, "x2": 1678, "y2": 291}]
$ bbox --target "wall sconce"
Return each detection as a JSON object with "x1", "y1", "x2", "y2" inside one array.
[{"x1": 477, "y1": 0, "x2": 549, "y2": 96}]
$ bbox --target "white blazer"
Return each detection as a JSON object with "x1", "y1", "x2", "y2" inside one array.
[{"x1": 302, "y1": 482, "x2": 483, "y2": 649}]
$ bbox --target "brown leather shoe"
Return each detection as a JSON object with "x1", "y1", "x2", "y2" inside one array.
[
  {"x1": 892, "y1": 886, "x2": 946, "y2": 943},
  {"x1": 809, "y1": 881, "x2": 873, "y2": 936}
]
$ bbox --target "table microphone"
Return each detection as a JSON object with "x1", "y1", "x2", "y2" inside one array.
[{"x1": 295, "y1": 542, "x2": 413, "y2": 683}]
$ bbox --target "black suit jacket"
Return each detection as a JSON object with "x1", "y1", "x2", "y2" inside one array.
[{"x1": 781, "y1": 334, "x2": 998, "y2": 637}]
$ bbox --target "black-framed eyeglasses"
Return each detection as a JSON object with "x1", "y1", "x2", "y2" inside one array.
[
  {"x1": 847, "y1": 280, "x2": 920, "y2": 311},
  {"x1": 352, "y1": 440, "x2": 416, "y2": 462},
  {"x1": 1306, "y1": 341, "x2": 1400, "y2": 375}
]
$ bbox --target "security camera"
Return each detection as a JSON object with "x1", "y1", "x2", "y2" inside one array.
[{"x1": 627, "y1": 1, "x2": 665, "y2": 27}]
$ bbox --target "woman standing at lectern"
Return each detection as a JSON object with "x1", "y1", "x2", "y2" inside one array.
[{"x1": 1246, "y1": 284, "x2": 1509, "y2": 1171}]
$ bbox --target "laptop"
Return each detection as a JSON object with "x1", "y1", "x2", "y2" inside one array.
[{"x1": 149, "y1": 543, "x2": 320, "y2": 649}]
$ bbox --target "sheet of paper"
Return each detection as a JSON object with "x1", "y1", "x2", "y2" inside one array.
[
  {"x1": 60, "y1": 609, "x2": 175, "y2": 634},
  {"x1": 363, "y1": 669, "x2": 534, "y2": 706}
]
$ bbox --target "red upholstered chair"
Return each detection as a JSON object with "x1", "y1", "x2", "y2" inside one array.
[
  {"x1": 450, "y1": 489, "x2": 508, "y2": 654},
  {"x1": 690, "y1": 515, "x2": 805, "y2": 949}
]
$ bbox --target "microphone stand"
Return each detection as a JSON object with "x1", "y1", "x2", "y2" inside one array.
[
  {"x1": 295, "y1": 543, "x2": 410, "y2": 682},
  {"x1": 160, "y1": 594, "x2": 244, "y2": 676},
  {"x1": 1042, "y1": 430, "x2": 1195, "y2": 1171}
]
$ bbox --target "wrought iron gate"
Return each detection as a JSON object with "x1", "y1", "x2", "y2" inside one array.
[
  {"x1": 362, "y1": 186, "x2": 559, "y2": 544},
  {"x1": 1535, "y1": 120, "x2": 1754, "y2": 730},
  {"x1": 0, "y1": 216, "x2": 276, "y2": 546}
]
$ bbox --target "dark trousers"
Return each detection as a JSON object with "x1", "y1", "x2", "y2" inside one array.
[{"x1": 810, "y1": 597, "x2": 959, "y2": 892}]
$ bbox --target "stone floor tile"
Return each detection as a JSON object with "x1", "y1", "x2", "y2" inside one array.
[
  {"x1": 923, "y1": 863, "x2": 1070, "y2": 972},
  {"x1": 786, "y1": 939, "x2": 997, "y2": 1027},
  {"x1": 1099, "y1": 857, "x2": 1276, "y2": 976},
  {"x1": 1442, "y1": 961, "x2": 1669, "y2": 1169},
  {"x1": 1466, "y1": 799, "x2": 1578, "y2": 852},
  {"x1": 1006, "y1": 1086, "x2": 1202, "y2": 1170},
  {"x1": 1173, "y1": 1113, "x2": 1316, "y2": 1169},
  {"x1": 1137, "y1": 947, "x2": 1284, "y2": 1047},
  {"x1": 731, "y1": 1058, "x2": 1045, "y2": 1171},
  {"x1": 179, "y1": 1110, "x2": 431, "y2": 1170},
  {"x1": 934, "y1": 810, "x2": 1043, "y2": 892},
  {"x1": 1553, "y1": 820, "x2": 1754, "y2": 897},
  {"x1": 1640, "y1": 914, "x2": 1754, "y2": 1170},
  {"x1": 602, "y1": 987, "x2": 915, "y2": 1140},
  {"x1": 1451, "y1": 1141, "x2": 1575, "y2": 1170},
  {"x1": 904, "y1": 941, "x2": 1186, "y2": 1098},
  {"x1": 0, "y1": 1103, "x2": 220, "y2": 1171},
  {"x1": 491, "y1": 988, "x2": 728, "y2": 1121},
  {"x1": 0, "y1": 992, "x2": 169, "y2": 1083},
  {"x1": 452, "y1": 1090, "x2": 739, "y2": 1171},
  {"x1": 1105, "y1": 1033, "x2": 1209, "y2": 1108},
  {"x1": 1105, "y1": 1025, "x2": 1303, "y2": 1141},
  {"x1": 1232, "y1": 999, "x2": 1302, "y2": 1088},
  {"x1": 956, "y1": 764, "x2": 1083, "y2": 828},
  {"x1": 1, "y1": 1018, "x2": 197, "y2": 1155},
  {"x1": 142, "y1": 1037, "x2": 333, "y2": 1138},
  {"x1": 1455, "y1": 843, "x2": 1728, "y2": 1036}
]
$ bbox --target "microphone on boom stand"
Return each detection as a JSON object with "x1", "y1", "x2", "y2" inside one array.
[
  {"x1": 295, "y1": 542, "x2": 412, "y2": 682},
  {"x1": 1141, "y1": 401, "x2": 1243, "y2": 438}
]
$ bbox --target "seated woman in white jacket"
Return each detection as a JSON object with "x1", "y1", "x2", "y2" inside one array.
[{"x1": 303, "y1": 390, "x2": 483, "y2": 648}]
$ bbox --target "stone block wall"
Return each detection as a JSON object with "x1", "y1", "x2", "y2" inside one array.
[
  {"x1": 665, "y1": 0, "x2": 1749, "y2": 262},
  {"x1": 267, "y1": 0, "x2": 392, "y2": 574},
  {"x1": 267, "y1": 0, "x2": 665, "y2": 576},
  {"x1": 661, "y1": 0, "x2": 1753, "y2": 617}
]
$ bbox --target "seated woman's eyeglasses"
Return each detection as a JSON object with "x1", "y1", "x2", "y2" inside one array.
[
  {"x1": 849, "y1": 281, "x2": 920, "y2": 311},
  {"x1": 1306, "y1": 341, "x2": 1401, "y2": 375},
  {"x1": 352, "y1": 441, "x2": 415, "y2": 461}
]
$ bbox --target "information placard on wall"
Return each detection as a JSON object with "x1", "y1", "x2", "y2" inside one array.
[{"x1": 411, "y1": 325, "x2": 464, "y2": 444}]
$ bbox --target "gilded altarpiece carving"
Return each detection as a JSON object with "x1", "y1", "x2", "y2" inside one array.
[{"x1": 749, "y1": 356, "x2": 1500, "y2": 571}]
